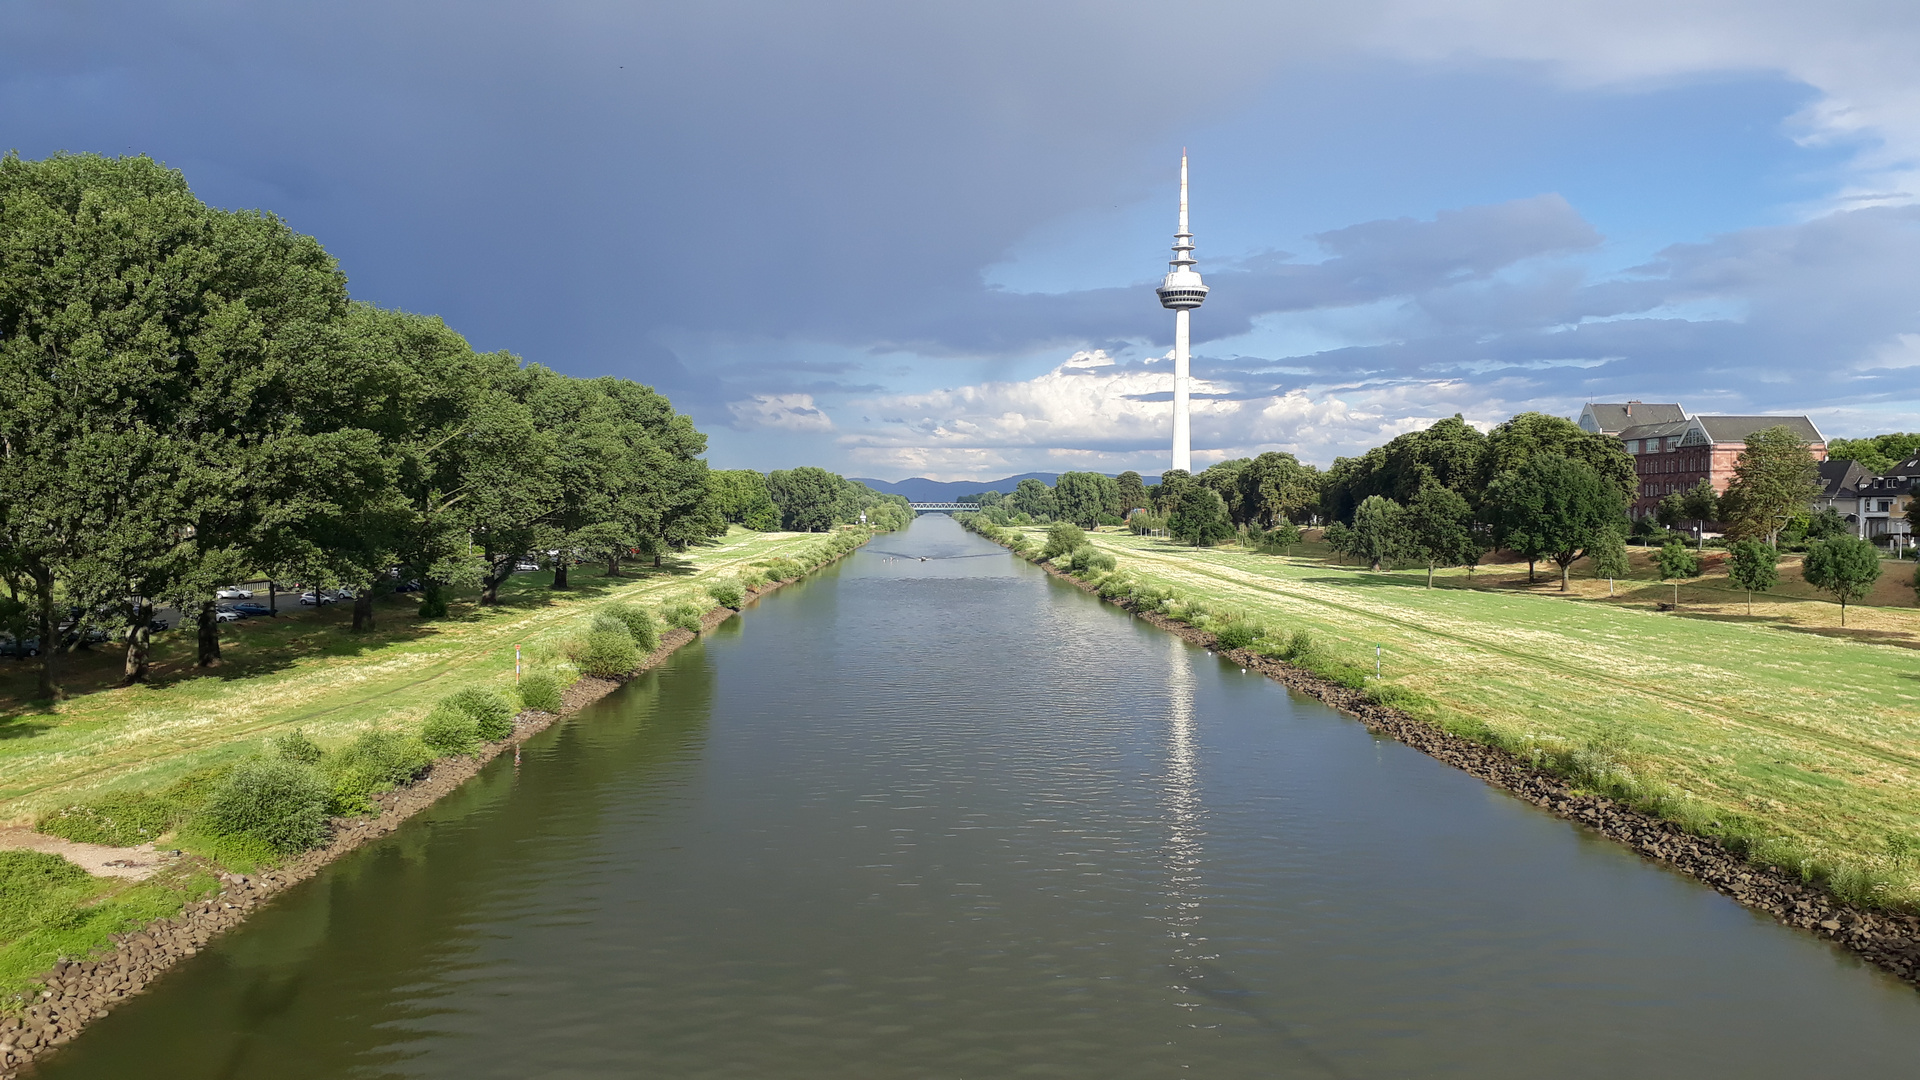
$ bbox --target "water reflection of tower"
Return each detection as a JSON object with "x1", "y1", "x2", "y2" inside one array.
[
  {"x1": 1156, "y1": 152, "x2": 1209, "y2": 475},
  {"x1": 1163, "y1": 634, "x2": 1206, "y2": 1008}
]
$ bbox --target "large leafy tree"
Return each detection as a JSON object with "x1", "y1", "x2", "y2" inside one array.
[
  {"x1": 1801, "y1": 536, "x2": 1882, "y2": 626},
  {"x1": 1054, "y1": 471, "x2": 1120, "y2": 527},
  {"x1": 1237, "y1": 451, "x2": 1322, "y2": 527},
  {"x1": 1478, "y1": 411, "x2": 1636, "y2": 504},
  {"x1": 1721, "y1": 425, "x2": 1822, "y2": 546},
  {"x1": 1346, "y1": 494, "x2": 1407, "y2": 572},
  {"x1": 1006, "y1": 477, "x2": 1058, "y2": 521},
  {"x1": 1323, "y1": 414, "x2": 1486, "y2": 523},
  {"x1": 768, "y1": 467, "x2": 842, "y2": 532},
  {"x1": 1403, "y1": 482, "x2": 1479, "y2": 587},
  {"x1": 1827, "y1": 433, "x2": 1920, "y2": 474},
  {"x1": 1680, "y1": 478, "x2": 1720, "y2": 549},
  {"x1": 0, "y1": 152, "x2": 348, "y2": 686},
  {"x1": 1167, "y1": 485, "x2": 1233, "y2": 546},
  {"x1": 710, "y1": 470, "x2": 781, "y2": 531},
  {"x1": 1115, "y1": 471, "x2": 1150, "y2": 515},
  {"x1": 1486, "y1": 453, "x2": 1625, "y2": 590}
]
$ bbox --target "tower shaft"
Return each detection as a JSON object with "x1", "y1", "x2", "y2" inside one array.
[{"x1": 1155, "y1": 152, "x2": 1207, "y2": 476}]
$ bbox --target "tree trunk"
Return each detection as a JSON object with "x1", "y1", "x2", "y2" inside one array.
[
  {"x1": 123, "y1": 599, "x2": 153, "y2": 684},
  {"x1": 420, "y1": 582, "x2": 449, "y2": 619},
  {"x1": 1528, "y1": 559, "x2": 1535, "y2": 584},
  {"x1": 607, "y1": 553, "x2": 622, "y2": 577},
  {"x1": 654, "y1": 553, "x2": 663, "y2": 567},
  {"x1": 352, "y1": 592, "x2": 375, "y2": 632},
  {"x1": 269, "y1": 580, "x2": 278, "y2": 616},
  {"x1": 196, "y1": 600, "x2": 221, "y2": 666},
  {"x1": 1426, "y1": 562, "x2": 1435, "y2": 588},
  {"x1": 552, "y1": 561, "x2": 570, "y2": 590},
  {"x1": 32, "y1": 565, "x2": 56, "y2": 700},
  {"x1": 1369, "y1": 557, "x2": 1382, "y2": 571},
  {"x1": 1608, "y1": 577, "x2": 1614, "y2": 597},
  {"x1": 1841, "y1": 599, "x2": 1848, "y2": 627},
  {"x1": 1561, "y1": 562, "x2": 1570, "y2": 591}
]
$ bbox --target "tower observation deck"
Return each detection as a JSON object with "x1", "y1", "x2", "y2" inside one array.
[{"x1": 1155, "y1": 153, "x2": 1206, "y2": 473}]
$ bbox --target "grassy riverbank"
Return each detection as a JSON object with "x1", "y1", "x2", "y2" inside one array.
[
  {"x1": 981, "y1": 519, "x2": 1920, "y2": 911},
  {"x1": 0, "y1": 527, "x2": 864, "y2": 1006}
]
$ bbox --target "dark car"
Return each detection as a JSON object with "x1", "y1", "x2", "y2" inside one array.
[
  {"x1": 0, "y1": 637, "x2": 41, "y2": 658},
  {"x1": 394, "y1": 579, "x2": 423, "y2": 593},
  {"x1": 231, "y1": 602, "x2": 273, "y2": 617}
]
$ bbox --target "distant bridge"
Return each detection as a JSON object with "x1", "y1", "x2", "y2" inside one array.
[{"x1": 907, "y1": 502, "x2": 977, "y2": 514}]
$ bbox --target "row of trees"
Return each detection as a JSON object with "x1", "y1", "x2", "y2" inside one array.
[{"x1": 0, "y1": 152, "x2": 898, "y2": 699}]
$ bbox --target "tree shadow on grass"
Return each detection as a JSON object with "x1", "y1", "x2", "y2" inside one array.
[
  {"x1": 1773, "y1": 624, "x2": 1920, "y2": 649},
  {"x1": 0, "y1": 562, "x2": 702, "y2": 731}
]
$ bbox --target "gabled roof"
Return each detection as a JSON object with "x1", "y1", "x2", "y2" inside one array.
[
  {"x1": 1693, "y1": 415, "x2": 1824, "y2": 445},
  {"x1": 1818, "y1": 458, "x2": 1873, "y2": 499},
  {"x1": 1579, "y1": 402, "x2": 1685, "y2": 434},
  {"x1": 1617, "y1": 420, "x2": 1691, "y2": 443}
]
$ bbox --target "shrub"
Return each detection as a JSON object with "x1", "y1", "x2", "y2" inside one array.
[
  {"x1": 1098, "y1": 574, "x2": 1135, "y2": 600},
  {"x1": 1212, "y1": 621, "x2": 1262, "y2": 651},
  {"x1": 664, "y1": 601, "x2": 706, "y2": 634},
  {"x1": 740, "y1": 568, "x2": 769, "y2": 590},
  {"x1": 322, "y1": 730, "x2": 434, "y2": 816},
  {"x1": 1279, "y1": 629, "x2": 1317, "y2": 662},
  {"x1": 707, "y1": 578, "x2": 746, "y2": 609},
  {"x1": 198, "y1": 756, "x2": 331, "y2": 854},
  {"x1": 443, "y1": 687, "x2": 515, "y2": 740},
  {"x1": 420, "y1": 705, "x2": 480, "y2": 756},
  {"x1": 761, "y1": 557, "x2": 803, "y2": 581},
  {"x1": 601, "y1": 603, "x2": 660, "y2": 652},
  {"x1": 1041, "y1": 522, "x2": 1088, "y2": 561},
  {"x1": 575, "y1": 627, "x2": 642, "y2": 677},
  {"x1": 519, "y1": 670, "x2": 565, "y2": 713},
  {"x1": 1067, "y1": 545, "x2": 1116, "y2": 574},
  {"x1": 271, "y1": 729, "x2": 324, "y2": 765}
]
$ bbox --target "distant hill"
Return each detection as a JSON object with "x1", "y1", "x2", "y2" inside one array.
[{"x1": 851, "y1": 472, "x2": 1112, "y2": 502}]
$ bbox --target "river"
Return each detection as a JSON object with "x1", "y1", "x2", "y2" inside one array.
[{"x1": 34, "y1": 514, "x2": 1920, "y2": 1078}]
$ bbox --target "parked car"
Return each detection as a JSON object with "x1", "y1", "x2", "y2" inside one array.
[
  {"x1": 213, "y1": 609, "x2": 241, "y2": 623},
  {"x1": 231, "y1": 602, "x2": 273, "y2": 617},
  {"x1": 394, "y1": 579, "x2": 423, "y2": 593},
  {"x1": 334, "y1": 586, "x2": 357, "y2": 600},
  {"x1": 298, "y1": 592, "x2": 337, "y2": 606},
  {"x1": 215, "y1": 586, "x2": 254, "y2": 599},
  {"x1": 149, "y1": 618, "x2": 171, "y2": 632},
  {"x1": 0, "y1": 637, "x2": 40, "y2": 658},
  {"x1": 514, "y1": 559, "x2": 541, "y2": 572}
]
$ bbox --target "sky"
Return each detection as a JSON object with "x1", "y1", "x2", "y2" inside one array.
[{"x1": 6, "y1": 0, "x2": 1920, "y2": 480}]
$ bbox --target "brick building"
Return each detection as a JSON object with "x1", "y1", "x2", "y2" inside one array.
[
  {"x1": 1576, "y1": 401, "x2": 1684, "y2": 436},
  {"x1": 1614, "y1": 413, "x2": 1826, "y2": 521}
]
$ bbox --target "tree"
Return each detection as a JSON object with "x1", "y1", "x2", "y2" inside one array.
[
  {"x1": 1054, "y1": 472, "x2": 1119, "y2": 528},
  {"x1": 1195, "y1": 460, "x2": 1250, "y2": 524},
  {"x1": 1590, "y1": 528, "x2": 1629, "y2": 596},
  {"x1": 1721, "y1": 425, "x2": 1821, "y2": 546},
  {"x1": 1802, "y1": 536, "x2": 1882, "y2": 626},
  {"x1": 0, "y1": 152, "x2": 349, "y2": 685},
  {"x1": 1006, "y1": 478, "x2": 1058, "y2": 521},
  {"x1": 1478, "y1": 412, "x2": 1637, "y2": 504},
  {"x1": 1347, "y1": 495, "x2": 1407, "y2": 572},
  {"x1": 1680, "y1": 478, "x2": 1719, "y2": 550},
  {"x1": 1322, "y1": 415, "x2": 1484, "y2": 523},
  {"x1": 1154, "y1": 470, "x2": 1193, "y2": 517},
  {"x1": 1167, "y1": 485, "x2": 1233, "y2": 546},
  {"x1": 1827, "y1": 433, "x2": 1920, "y2": 475},
  {"x1": 767, "y1": 467, "x2": 841, "y2": 531},
  {"x1": 1655, "y1": 492, "x2": 1686, "y2": 531},
  {"x1": 1237, "y1": 452, "x2": 1322, "y2": 527},
  {"x1": 709, "y1": 470, "x2": 782, "y2": 531},
  {"x1": 1403, "y1": 482, "x2": 1478, "y2": 587},
  {"x1": 1115, "y1": 472, "x2": 1150, "y2": 516},
  {"x1": 1485, "y1": 454, "x2": 1626, "y2": 589},
  {"x1": 1726, "y1": 540, "x2": 1779, "y2": 613},
  {"x1": 1041, "y1": 521, "x2": 1087, "y2": 561},
  {"x1": 1656, "y1": 541, "x2": 1700, "y2": 581},
  {"x1": 1258, "y1": 521, "x2": 1302, "y2": 556}
]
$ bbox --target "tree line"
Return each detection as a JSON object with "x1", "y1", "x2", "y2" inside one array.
[{"x1": 0, "y1": 153, "x2": 902, "y2": 698}]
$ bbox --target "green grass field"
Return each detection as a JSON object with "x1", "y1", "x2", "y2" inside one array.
[
  {"x1": 1049, "y1": 527, "x2": 1920, "y2": 909},
  {"x1": 0, "y1": 528, "x2": 831, "y2": 824}
]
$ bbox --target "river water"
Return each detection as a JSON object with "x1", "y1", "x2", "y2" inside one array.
[{"x1": 35, "y1": 514, "x2": 1920, "y2": 1078}]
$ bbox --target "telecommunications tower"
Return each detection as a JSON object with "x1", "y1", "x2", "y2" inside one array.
[{"x1": 1155, "y1": 152, "x2": 1208, "y2": 474}]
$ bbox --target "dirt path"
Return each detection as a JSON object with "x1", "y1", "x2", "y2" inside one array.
[{"x1": 0, "y1": 829, "x2": 169, "y2": 881}]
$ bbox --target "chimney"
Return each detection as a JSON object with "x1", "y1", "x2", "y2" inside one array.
[{"x1": 1626, "y1": 399, "x2": 1641, "y2": 417}]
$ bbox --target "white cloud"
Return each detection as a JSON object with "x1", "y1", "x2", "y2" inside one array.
[{"x1": 727, "y1": 393, "x2": 836, "y2": 432}]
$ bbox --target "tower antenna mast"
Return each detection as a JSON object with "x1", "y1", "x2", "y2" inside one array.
[{"x1": 1155, "y1": 151, "x2": 1208, "y2": 474}]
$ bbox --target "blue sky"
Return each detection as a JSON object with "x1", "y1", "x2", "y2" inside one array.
[{"x1": 6, "y1": 1, "x2": 1920, "y2": 479}]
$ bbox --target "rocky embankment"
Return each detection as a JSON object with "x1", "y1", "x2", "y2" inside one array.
[
  {"x1": 1040, "y1": 556, "x2": 1920, "y2": 991},
  {"x1": 0, "y1": 565, "x2": 833, "y2": 1077}
]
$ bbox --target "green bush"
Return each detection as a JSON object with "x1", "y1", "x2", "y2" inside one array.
[
  {"x1": 1657, "y1": 541, "x2": 1701, "y2": 580},
  {"x1": 1041, "y1": 522, "x2": 1088, "y2": 561},
  {"x1": 575, "y1": 626, "x2": 642, "y2": 677},
  {"x1": 0, "y1": 850, "x2": 95, "y2": 940},
  {"x1": 1067, "y1": 545, "x2": 1116, "y2": 574},
  {"x1": 601, "y1": 603, "x2": 660, "y2": 652},
  {"x1": 761, "y1": 557, "x2": 803, "y2": 581},
  {"x1": 1097, "y1": 574, "x2": 1135, "y2": 600},
  {"x1": 1212, "y1": 621, "x2": 1262, "y2": 651},
  {"x1": 664, "y1": 601, "x2": 706, "y2": 634},
  {"x1": 271, "y1": 729, "x2": 324, "y2": 765},
  {"x1": 198, "y1": 756, "x2": 331, "y2": 854},
  {"x1": 519, "y1": 670, "x2": 565, "y2": 713},
  {"x1": 322, "y1": 730, "x2": 434, "y2": 816},
  {"x1": 707, "y1": 578, "x2": 746, "y2": 609},
  {"x1": 1279, "y1": 629, "x2": 1317, "y2": 662},
  {"x1": 420, "y1": 705, "x2": 480, "y2": 756},
  {"x1": 443, "y1": 686, "x2": 515, "y2": 740}
]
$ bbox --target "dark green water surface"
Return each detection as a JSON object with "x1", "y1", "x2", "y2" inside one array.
[{"x1": 34, "y1": 515, "x2": 1920, "y2": 1078}]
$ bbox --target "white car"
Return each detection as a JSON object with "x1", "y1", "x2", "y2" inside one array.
[
  {"x1": 298, "y1": 592, "x2": 335, "y2": 606},
  {"x1": 216, "y1": 586, "x2": 254, "y2": 599},
  {"x1": 515, "y1": 560, "x2": 540, "y2": 572},
  {"x1": 213, "y1": 609, "x2": 241, "y2": 623}
]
